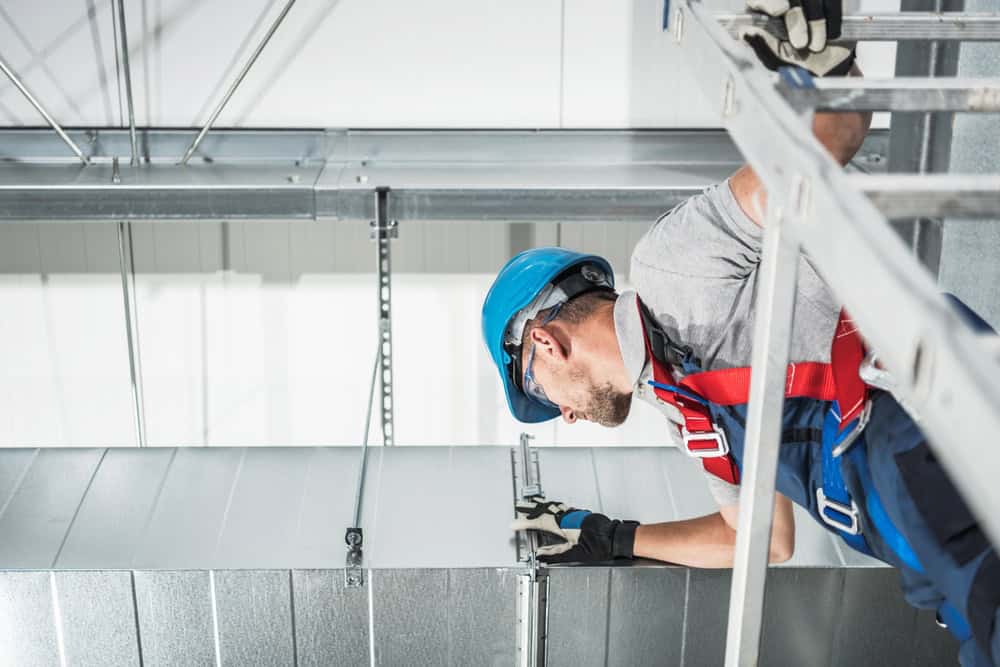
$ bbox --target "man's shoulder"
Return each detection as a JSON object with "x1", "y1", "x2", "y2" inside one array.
[{"x1": 630, "y1": 181, "x2": 762, "y2": 284}]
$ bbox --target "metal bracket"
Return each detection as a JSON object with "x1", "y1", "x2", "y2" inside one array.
[
  {"x1": 370, "y1": 187, "x2": 396, "y2": 446},
  {"x1": 512, "y1": 433, "x2": 545, "y2": 565},
  {"x1": 518, "y1": 433, "x2": 543, "y2": 499},
  {"x1": 517, "y1": 570, "x2": 549, "y2": 667},
  {"x1": 344, "y1": 527, "x2": 364, "y2": 588}
]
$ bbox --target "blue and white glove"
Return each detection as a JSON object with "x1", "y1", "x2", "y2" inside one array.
[{"x1": 512, "y1": 497, "x2": 638, "y2": 564}]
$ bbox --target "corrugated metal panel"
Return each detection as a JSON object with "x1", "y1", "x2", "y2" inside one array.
[
  {"x1": 372, "y1": 569, "x2": 450, "y2": 666},
  {"x1": 368, "y1": 447, "x2": 516, "y2": 568},
  {"x1": 371, "y1": 568, "x2": 517, "y2": 666},
  {"x1": 659, "y1": 450, "x2": 723, "y2": 519},
  {"x1": 289, "y1": 448, "x2": 375, "y2": 568},
  {"x1": 683, "y1": 569, "x2": 730, "y2": 666},
  {"x1": 591, "y1": 448, "x2": 679, "y2": 522},
  {"x1": 830, "y1": 568, "x2": 957, "y2": 666},
  {"x1": 536, "y1": 447, "x2": 605, "y2": 512},
  {"x1": 132, "y1": 570, "x2": 217, "y2": 667},
  {"x1": 546, "y1": 567, "x2": 612, "y2": 667},
  {"x1": 447, "y1": 568, "x2": 518, "y2": 666},
  {"x1": 607, "y1": 567, "x2": 686, "y2": 666},
  {"x1": 0, "y1": 571, "x2": 61, "y2": 667},
  {"x1": 0, "y1": 448, "x2": 105, "y2": 567},
  {"x1": 56, "y1": 447, "x2": 176, "y2": 568},
  {"x1": 54, "y1": 571, "x2": 141, "y2": 667},
  {"x1": 760, "y1": 568, "x2": 844, "y2": 666},
  {"x1": 0, "y1": 448, "x2": 38, "y2": 510},
  {"x1": 214, "y1": 570, "x2": 295, "y2": 666},
  {"x1": 291, "y1": 569, "x2": 370, "y2": 667},
  {"x1": 133, "y1": 447, "x2": 245, "y2": 569},
  {"x1": 213, "y1": 449, "x2": 313, "y2": 568}
]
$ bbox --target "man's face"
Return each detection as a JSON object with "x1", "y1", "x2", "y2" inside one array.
[{"x1": 522, "y1": 340, "x2": 633, "y2": 427}]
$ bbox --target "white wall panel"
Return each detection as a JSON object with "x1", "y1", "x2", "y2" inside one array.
[
  {"x1": 0, "y1": 272, "x2": 134, "y2": 447},
  {"x1": 562, "y1": 0, "x2": 740, "y2": 128}
]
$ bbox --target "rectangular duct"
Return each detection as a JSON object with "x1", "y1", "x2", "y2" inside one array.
[{"x1": 0, "y1": 446, "x2": 956, "y2": 665}]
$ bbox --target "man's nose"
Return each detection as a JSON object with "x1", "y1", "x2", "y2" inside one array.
[{"x1": 560, "y1": 407, "x2": 577, "y2": 424}]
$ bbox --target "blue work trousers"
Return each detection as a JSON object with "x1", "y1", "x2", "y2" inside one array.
[{"x1": 849, "y1": 392, "x2": 1000, "y2": 666}]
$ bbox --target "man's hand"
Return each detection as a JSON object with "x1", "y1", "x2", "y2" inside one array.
[
  {"x1": 746, "y1": 0, "x2": 842, "y2": 53},
  {"x1": 512, "y1": 497, "x2": 638, "y2": 564},
  {"x1": 741, "y1": 0, "x2": 853, "y2": 77},
  {"x1": 740, "y1": 27, "x2": 855, "y2": 77}
]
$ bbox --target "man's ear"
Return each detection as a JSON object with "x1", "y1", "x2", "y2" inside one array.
[{"x1": 529, "y1": 325, "x2": 569, "y2": 362}]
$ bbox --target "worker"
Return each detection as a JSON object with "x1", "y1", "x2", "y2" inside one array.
[{"x1": 481, "y1": 3, "x2": 1000, "y2": 666}]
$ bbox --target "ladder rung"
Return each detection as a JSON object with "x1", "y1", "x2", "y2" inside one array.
[
  {"x1": 850, "y1": 174, "x2": 1000, "y2": 218},
  {"x1": 781, "y1": 78, "x2": 1000, "y2": 112},
  {"x1": 718, "y1": 13, "x2": 1000, "y2": 41}
]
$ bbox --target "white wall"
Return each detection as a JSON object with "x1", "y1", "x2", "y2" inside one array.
[
  {"x1": 0, "y1": 220, "x2": 671, "y2": 447},
  {"x1": 0, "y1": 270, "x2": 674, "y2": 448},
  {"x1": 0, "y1": 0, "x2": 897, "y2": 130}
]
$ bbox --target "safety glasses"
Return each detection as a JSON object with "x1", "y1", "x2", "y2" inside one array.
[{"x1": 521, "y1": 302, "x2": 564, "y2": 410}]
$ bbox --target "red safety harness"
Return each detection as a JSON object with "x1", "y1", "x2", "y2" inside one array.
[{"x1": 638, "y1": 300, "x2": 868, "y2": 485}]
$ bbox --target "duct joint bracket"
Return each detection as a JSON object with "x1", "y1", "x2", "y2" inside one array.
[{"x1": 344, "y1": 527, "x2": 364, "y2": 588}]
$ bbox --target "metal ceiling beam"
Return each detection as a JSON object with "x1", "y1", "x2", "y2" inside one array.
[{"x1": 0, "y1": 129, "x2": 890, "y2": 223}]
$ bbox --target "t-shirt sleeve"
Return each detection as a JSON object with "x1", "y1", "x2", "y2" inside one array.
[
  {"x1": 631, "y1": 180, "x2": 763, "y2": 280},
  {"x1": 705, "y1": 473, "x2": 741, "y2": 507}
]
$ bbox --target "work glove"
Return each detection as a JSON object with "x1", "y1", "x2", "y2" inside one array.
[
  {"x1": 512, "y1": 497, "x2": 639, "y2": 564},
  {"x1": 746, "y1": 0, "x2": 842, "y2": 53},
  {"x1": 741, "y1": 0, "x2": 854, "y2": 77},
  {"x1": 740, "y1": 27, "x2": 855, "y2": 77}
]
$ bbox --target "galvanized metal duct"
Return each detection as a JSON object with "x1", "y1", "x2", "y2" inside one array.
[{"x1": 0, "y1": 446, "x2": 955, "y2": 665}]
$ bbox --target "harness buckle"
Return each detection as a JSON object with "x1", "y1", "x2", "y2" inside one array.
[
  {"x1": 681, "y1": 426, "x2": 730, "y2": 458},
  {"x1": 816, "y1": 487, "x2": 861, "y2": 535},
  {"x1": 832, "y1": 400, "x2": 872, "y2": 458}
]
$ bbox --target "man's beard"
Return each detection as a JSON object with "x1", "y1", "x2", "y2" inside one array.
[{"x1": 585, "y1": 382, "x2": 632, "y2": 427}]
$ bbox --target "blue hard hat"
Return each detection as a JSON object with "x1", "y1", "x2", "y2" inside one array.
[{"x1": 482, "y1": 248, "x2": 615, "y2": 423}]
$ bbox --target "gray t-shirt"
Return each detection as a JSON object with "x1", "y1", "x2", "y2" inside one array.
[{"x1": 629, "y1": 180, "x2": 841, "y2": 505}]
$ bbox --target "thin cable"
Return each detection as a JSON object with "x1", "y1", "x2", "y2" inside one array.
[{"x1": 351, "y1": 341, "x2": 381, "y2": 530}]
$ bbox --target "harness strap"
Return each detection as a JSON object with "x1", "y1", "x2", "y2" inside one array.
[{"x1": 636, "y1": 296, "x2": 866, "y2": 485}]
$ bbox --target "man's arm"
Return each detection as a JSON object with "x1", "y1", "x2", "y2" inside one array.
[
  {"x1": 729, "y1": 66, "x2": 873, "y2": 227},
  {"x1": 633, "y1": 493, "x2": 795, "y2": 568}
]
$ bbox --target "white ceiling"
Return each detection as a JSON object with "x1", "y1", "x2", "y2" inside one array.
[{"x1": 0, "y1": 0, "x2": 898, "y2": 129}]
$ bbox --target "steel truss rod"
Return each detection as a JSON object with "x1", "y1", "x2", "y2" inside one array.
[
  {"x1": 0, "y1": 56, "x2": 89, "y2": 165},
  {"x1": 114, "y1": 0, "x2": 139, "y2": 166},
  {"x1": 852, "y1": 174, "x2": 1000, "y2": 218},
  {"x1": 718, "y1": 12, "x2": 1000, "y2": 41},
  {"x1": 781, "y1": 77, "x2": 1000, "y2": 112},
  {"x1": 178, "y1": 0, "x2": 297, "y2": 165},
  {"x1": 117, "y1": 220, "x2": 147, "y2": 447},
  {"x1": 671, "y1": 0, "x2": 1000, "y2": 664}
]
